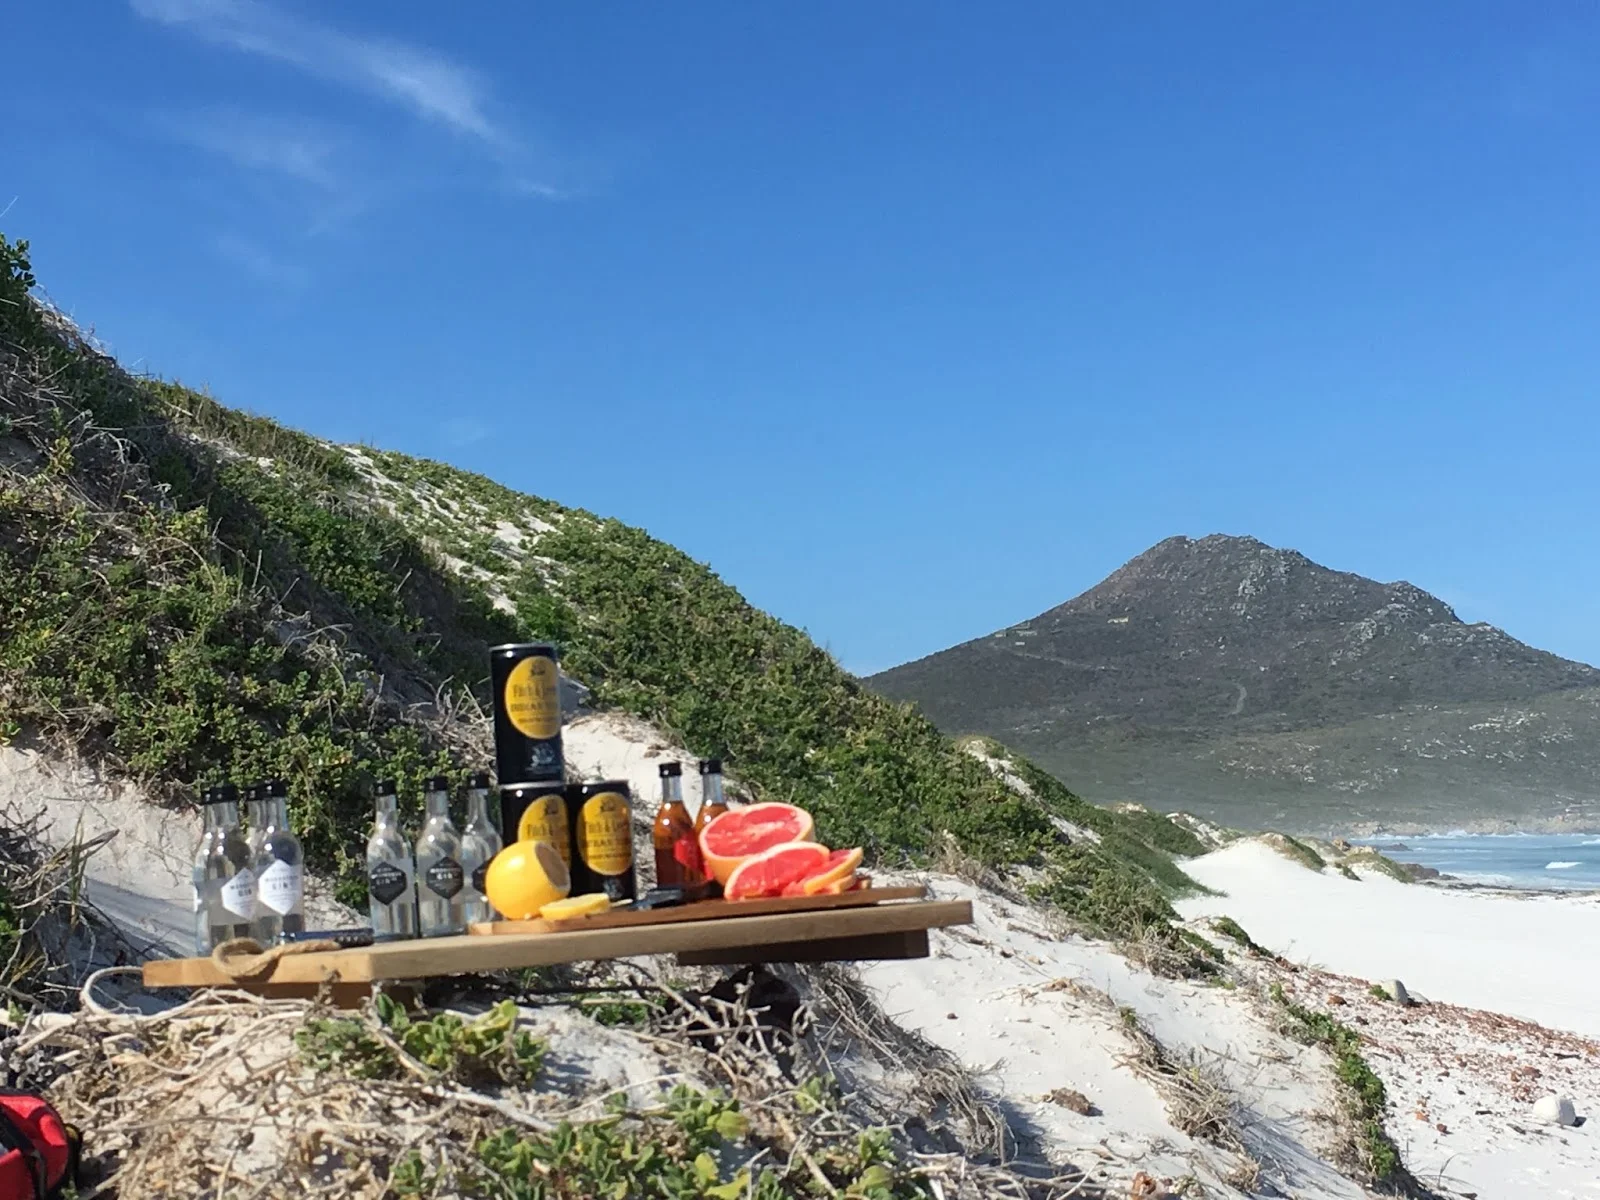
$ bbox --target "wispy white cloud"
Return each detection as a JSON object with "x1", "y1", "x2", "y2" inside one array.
[
  {"x1": 211, "y1": 232, "x2": 309, "y2": 288},
  {"x1": 130, "y1": 0, "x2": 510, "y2": 149},
  {"x1": 442, "y1": 418, "x2": 490, "y2": 447},
  {"x1": 159, "y1": 109, "x2": 341, "y2": 188}
]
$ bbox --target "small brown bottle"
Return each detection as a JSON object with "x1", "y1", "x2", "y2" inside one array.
[
  {"x1": 652, "y1": 762, "x2": 703, "y2": 887},
  {"x1": 694, "y1": 758, "x2": 730, "y2": 835}
]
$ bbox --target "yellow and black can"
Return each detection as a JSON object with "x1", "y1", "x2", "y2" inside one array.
[
  {"x1": 565, "y1": 780, "x2": 637, "y2": 902},
  {"x1": 489, "y1": 642, "x2": 565, "y2": 785},
  {"x1": 499, "y1": 782, "x2": 571, "y2": 866}
]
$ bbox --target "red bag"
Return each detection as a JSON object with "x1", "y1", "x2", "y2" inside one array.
[{"x1": 0, "y1": 1091, "x2": 79, "y2": 1200}]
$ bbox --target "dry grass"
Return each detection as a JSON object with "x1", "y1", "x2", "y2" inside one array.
[
  {"x1": 5, "y1": 961, "x2": 1111, "y2": 1200},
  {"x1": 0, "y1": 803, "x2": 137, "y2": 1014},
  {"x1": 1117, "y1": 1014, "x2": 1246, "y2": 1157}
]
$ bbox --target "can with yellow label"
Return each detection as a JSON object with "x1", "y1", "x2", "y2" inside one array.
[
  {"x1": 565, "y1": 780, "x2": 637, "y2": 902},
  {"x1": 499, "y1": 782, "x2": 571, "y2": 865},
  {"x1": 490, "y1": 642, "x2": 565, "y2": 785}
]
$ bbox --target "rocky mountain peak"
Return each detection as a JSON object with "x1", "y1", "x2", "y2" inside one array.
[{"x1": 868, "y1": 534, "x2": 1600, "y2": 826}]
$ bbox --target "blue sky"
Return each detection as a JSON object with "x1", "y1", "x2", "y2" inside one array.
[{"x1": 7, "y1": 2, "x2": 1599, "y2": 675}]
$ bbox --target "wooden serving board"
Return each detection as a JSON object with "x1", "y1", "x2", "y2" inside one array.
[
  {"x1": 467, "y1": 884, "x2": 926, "y2": 936},
  {"x1": 142, "y1": 898, "x2": 973, "y2": 993}
]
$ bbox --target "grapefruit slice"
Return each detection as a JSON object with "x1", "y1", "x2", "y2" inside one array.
[
  {"x1": 699, "y1": 802, "x2": 816, "y2": 884},
  {"x1": 725, "y1": 841, "x2": 831, "y2": 900},
  {"x1": 811, "y1": 872, "x2": 857, "y2": 895},
  {"x1": 780, "y1": 867, "x2": 861, "y2": 898},
  {"x1": 800, "y1": 847, "x2": 863, "y2": 894}
]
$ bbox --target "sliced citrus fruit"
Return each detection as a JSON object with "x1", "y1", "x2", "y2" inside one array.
[
  {"x1": 725, "y1": 841, "x2": 832, "y2": 900},
  {"x1": 811, "y1": 872, "x2": 857, "y2": 895},
  {"x1": 539, "y1": 893, "x2": 611, "y2": 921},
  {"x1": 799, "y1": 847, "x2": 864, "y2": 894},
  {"x1": 485, "y1": 839, "x2": 570, "y2": 920},
  {"x1": 698, "y1": 802, "x2": 816, "y2": 884}
]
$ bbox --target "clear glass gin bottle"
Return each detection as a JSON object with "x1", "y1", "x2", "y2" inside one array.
[
  {"x1": 192, "y1": 783, "x2": 255, "y2": 953},
  {"x1": 367, "y1": 778, "x2": 418, "y2": 941},
  {"x1": 459, "y1": 770, "x2": 503, "y2": 926},
  {"x1": 251, "y1": 778, "x2": 306, "y2": 943},
  {"x1": 243, "y1": 781, "x2": 267, "y2": 861},
  {"x1": 415, "y1": 775, "x2": 465, "y2": 936}
]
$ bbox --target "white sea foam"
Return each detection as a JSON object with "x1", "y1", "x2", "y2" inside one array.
[
  {"x1": 1546, "y1": 861, "x2": 1581, "y2": 870},
  {"x1": 1583, "y1": 838, "x2": 1600, "y2": 847}
]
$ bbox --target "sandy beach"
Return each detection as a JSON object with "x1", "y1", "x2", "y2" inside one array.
[
  {"x1": 1176, "y1": 840, "x2": 1600, "y2": 1040},
  {"x1": 1177, "y1": 841, "x2": 1600, "y2": 1198}
]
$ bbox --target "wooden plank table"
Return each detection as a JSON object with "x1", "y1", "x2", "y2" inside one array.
[{"x1": 142, "y1": 892, "x2": 972, "y2": 1005}]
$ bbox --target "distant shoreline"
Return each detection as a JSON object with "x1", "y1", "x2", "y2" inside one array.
[{"x1": 1338, "y1": 815, "x2": 1600, "y2": 838}]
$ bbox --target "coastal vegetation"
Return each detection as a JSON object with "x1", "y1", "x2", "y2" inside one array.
[
  {"x1": 1271, "y1": 982, "x2": 1404, "y2": 1187},
  {"x1": 0, "y1": 232, "x2": 1202, "y2": 949}
]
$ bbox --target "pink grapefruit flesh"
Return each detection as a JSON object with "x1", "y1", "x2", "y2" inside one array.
[
  {"x1": 799, "y1": 847, "x2": 864, "y2": 894},
  {"x1": 725, "y1": 841, "x2": 831, "y2": 900},
  {"x1": 699, "y1": 802, "x2": 816, "y2": 884}
]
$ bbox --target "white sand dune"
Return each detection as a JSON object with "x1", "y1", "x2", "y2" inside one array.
[
  {"x1": 862, "y1": 875, "x2": 1366, "y2": 1198},
  {"x1": 1179, "y1": 840, "x2": 1600, "y2": 1199},
  {"x1": 1176, "y1": 840, "x2": 1600, "y2": 1040}
]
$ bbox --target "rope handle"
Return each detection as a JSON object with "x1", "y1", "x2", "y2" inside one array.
[{"x1": 209, "y1": 937, "x2": 343, "y2": 981}]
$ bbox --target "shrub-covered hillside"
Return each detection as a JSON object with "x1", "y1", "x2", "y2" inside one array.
[{"x1": 0, "y1": 234, "x2": 1202, "y2": 946}]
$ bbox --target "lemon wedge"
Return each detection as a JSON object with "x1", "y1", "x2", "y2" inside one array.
[{"x1": 539, "y1": 893, "x2": 612, "y2": 921}]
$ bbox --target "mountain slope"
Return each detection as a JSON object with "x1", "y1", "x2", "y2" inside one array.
[
  {"x1": 0, "y1": 233, "x2": 1208, "y2": 949},
  {"x1": 869, "y1": 534, "x2": 1600, "y2": 831}
]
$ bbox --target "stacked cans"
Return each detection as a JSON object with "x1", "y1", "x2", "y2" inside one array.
[{"x1": 490, "y1": 643, "x2": 637, "y2": 902}]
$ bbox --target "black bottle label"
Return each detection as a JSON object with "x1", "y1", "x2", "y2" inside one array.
[
  {"x1": 369, "y1": 862, "x2": 410, "y2": 905},
  {"x1": 425, "y1": 857, "x2": 464, "y2": 899}
]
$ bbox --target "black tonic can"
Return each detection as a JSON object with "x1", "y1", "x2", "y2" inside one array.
[
  {"x1": 500, "y1": 782, "x2": 571, "y2": 867},
  {"x1": 565, "y1": 780, "x2": 637, "y2": 902},
  {"x1": 489, "y1": 643, "x2": 565, "y2": 784}
]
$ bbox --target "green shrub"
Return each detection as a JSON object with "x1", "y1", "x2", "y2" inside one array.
[
  {"x1": 1270, "y1": 983, "x2": 1402, "y2": 1184},
  {"x1": 296, "y1": 998, "x2": 545, "y2": 1086},
  {"x1": 1211, "y1": 916, "x2": 1272, "y2": 958},
  {"x1": 0, "y1": 230, "x2": 1202, "y2": 935}
]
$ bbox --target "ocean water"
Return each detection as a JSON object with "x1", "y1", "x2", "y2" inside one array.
[{"x1": 1355, "y1": 833, "x2": 1600, "y2": 890}]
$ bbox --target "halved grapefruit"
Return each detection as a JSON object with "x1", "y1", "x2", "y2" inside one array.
[
  {"x1": 699, "y1": 802, "x2": 815, "y2": 884},
  {"x1": 725, "y1": 841, "x2": 831, "y2": 900}
]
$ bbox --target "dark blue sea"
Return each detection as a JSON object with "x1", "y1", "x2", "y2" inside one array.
[{"x1": 1356, "y1": 833, "x2": 1600, "y2": 890}]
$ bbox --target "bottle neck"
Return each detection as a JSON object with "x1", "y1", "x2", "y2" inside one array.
[
  {"x1": 263, "y1": 797, "x2": 289, "y2": 832},
  {"x1": 466, "y1": 789, "x2": 490, "y2": 823},
  {"x1": 425, "y1": 791, "x2": 450, "y2": 820},
  {"x1": 375, "y1": 793, "x2": 399, "y2": 825},
  {"x1": 660, "y1": 774, "x2": 683, "y2": 807},
  {"x1": 701, "y1": 772, "x2": 725, "y2": 807},
  {"x1": 203, "y1": 803, "x2": 237, "y2": 832}
]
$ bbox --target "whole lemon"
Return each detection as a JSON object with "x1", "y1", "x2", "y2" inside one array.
[{"x1": 484, "y1": 840, "x2": 571, "y2": 920}]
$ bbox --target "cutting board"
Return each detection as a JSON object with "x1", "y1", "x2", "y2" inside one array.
[{"x1": 468, "y1": 883, "x2": 926, "y2": 936}]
